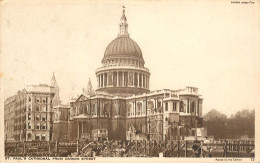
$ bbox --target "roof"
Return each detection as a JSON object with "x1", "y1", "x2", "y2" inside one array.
[{"x1": 103, "y1": 36, "x2": 143, "y2": 61}]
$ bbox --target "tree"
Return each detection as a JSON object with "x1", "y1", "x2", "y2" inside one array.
[
  {"x1": 203, "y1": 109, "x2": 228, "y2": 139},
  {"x1": 203, "y1": 109, "x2": 255, "y2": 139}
]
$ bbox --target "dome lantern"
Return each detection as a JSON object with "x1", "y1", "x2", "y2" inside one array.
[{"x1": 118, "y1": 5, "x2": 129, "y2": 37}]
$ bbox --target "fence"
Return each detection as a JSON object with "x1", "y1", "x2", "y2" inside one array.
[
  {"x1": 5, "y1": 139, "x2": 255, "y2": 157},
  {"x1": 5, "y1": 140, "x2": 79, "y2": 157}
]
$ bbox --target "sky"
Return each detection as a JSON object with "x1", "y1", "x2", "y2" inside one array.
[{"x1": 1, "y1": 0, "x2": 259, "y2": 116}]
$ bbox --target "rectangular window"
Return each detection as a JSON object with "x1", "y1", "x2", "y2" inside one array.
[
  {"x1": 42, "y1": 106, "x2": 46, "y2": 112},
  {"x1": 173, "y1": 102, "x2": 176, "y2": 111},
  {"x1": 36, "y1": 106, "x2": 40, "y2": 112},
  {"x1": 35, "y1": 134, "x2": 40, "y2": 140},
  {"x1": 41, "y1": 134, "x2": 46, "y2": 141},
  {"x1": 180, "y1": 101, "x2": 184, "y2": 112},
  {"x1": 165, "y1": 102, "x2": 168, "y2": 111},
  {"x1": 36, "y1": 124, "x2": 40, "y2": 130},
  {"x1": 42, "y1": 115, "x2": 46, "y2": 121}
]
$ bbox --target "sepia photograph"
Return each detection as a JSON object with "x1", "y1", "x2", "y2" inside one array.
[{"x1": 1, "y1": 0, "x2": 259, "y2": 162}]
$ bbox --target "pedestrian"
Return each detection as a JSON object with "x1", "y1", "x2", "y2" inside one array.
[{"x1": 192, "y1": 137, "x2": 201, "y2": 157}]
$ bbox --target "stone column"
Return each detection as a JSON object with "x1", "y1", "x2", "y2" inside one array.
[
  {"x1": 144, "y1": 74, "x2": 146, "y2": 88},
  {"x1": 144, "y1": 74, "x2": 145, "y2": 88},
  {"x1": 148, "y1": 76, "x2": 149, "y2": 89},
  {"x1": 97, "y1": 75, "x2": 100, "y2": 88},
  {"x1": 132, "y1": 72, "x2": 135, "y2": 87},
  {"x1": 141, "y1": 74, "x2": 144, "y2": 88},
  {"x1": 98, "y1": 75, "x2": 100, "y2": 88},
  {"x1": 99, "y1": 75, "x2": 101, "y2": 88},
  {"x1": 128, "y1": 71, "x2": 130, "y2": 87},
  {"x1": 103, "y1": 73, "x2": 105, "y2": 87},
  {"x1": 117, "y1": 71, "x2": 119, "y2": 86},
  {"x1": 122, "y1": 71, "x2": 125, "y2": 87},
  {"x1": 112, "y1": 72, "x2": 114, "y2": 86},
  {"x1": 107, "y1": 73, "x2": 109, "y2": 87},
  {"x1": 100, "y1": 74, "x2": 102, "y2": 87},
  {"x1": 145, "y1": 75, "x2": 147, "y2": 89},
  {"x1": 137, "y1": 72, "x2": 140, "y2": 87},
  {"x1": 82, "y1": 121, "x2": 84, "y2": 135}
]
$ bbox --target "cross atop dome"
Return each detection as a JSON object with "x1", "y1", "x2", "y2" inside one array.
[{"x1": 122, "y1": 5, "x2": 125, "y2": 14}]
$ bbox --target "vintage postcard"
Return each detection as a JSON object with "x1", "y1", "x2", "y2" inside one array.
[{"x1": 0, "y1": 0, "x2": 259, "y2": 162}]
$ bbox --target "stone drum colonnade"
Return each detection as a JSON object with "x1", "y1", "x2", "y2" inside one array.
[{"x1": 97, "y1": 70, "x2": 150, "y2": 89}]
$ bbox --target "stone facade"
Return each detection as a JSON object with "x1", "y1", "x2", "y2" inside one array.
[
  {"x1": 64, "y1": 7, "x2": 205, "y2": 142},
  {"x1": 68, "y1": 88, "x2": 204, "y2": 142},
  {"x1": 4, "y1": 74, "x2": 61, "y2": 142},
  {"x1": 4, "y1": 95, "x2": 16, "y2": 141}
]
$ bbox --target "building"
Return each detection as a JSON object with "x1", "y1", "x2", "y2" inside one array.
[
  {"x1": 56, "y1": 7, "x2": 205, "y2": 142},
  {"x1": 4, "y1": 74, "x2": 61, "y2": 141},
  {"x1": 4, "y1": 95, "x2": 16, "y2": 141},
  {"x1": 52, "y1": 104, "x2": 70, "y2": 141},
  {"x1": 4, "y1": 7, "x2": 205, "y2": 143}
]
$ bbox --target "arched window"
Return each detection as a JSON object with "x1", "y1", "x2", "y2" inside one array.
[
  {"x1": 36, "y1": 114, "x2": 40, "y2": 121},
  {"x1": 42, "y1": 123, "x2": 46, "y2": 130},
  {"x1": 28, "y1": 105, "x2": 31, "y2": 111},
  {"x1": 36, "y1": 123, "x2": 40, "y2": 130},
  {"x1": 28, "y1": 113, "x2": 31, "y2": 120},
  {"x1": 27, "y1": 133, "x2": 32, "y2": 140},
  {"x1": 157, "y1": 101, "x2": 161, "y2": 108},
  {"x1": 28, "y1": 122, "x2": 32, "y2": 129},
  {"x1": 42, "y1": 115, "x2": 46, "y2": 121}
]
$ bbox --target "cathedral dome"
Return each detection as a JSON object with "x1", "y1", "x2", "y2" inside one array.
[
  {"x1": 96, "y1": 6, "x2": 150, "y2": 96},
  {"x1": 103, "y1": 36, "x2": 143, "y2": 61}
]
